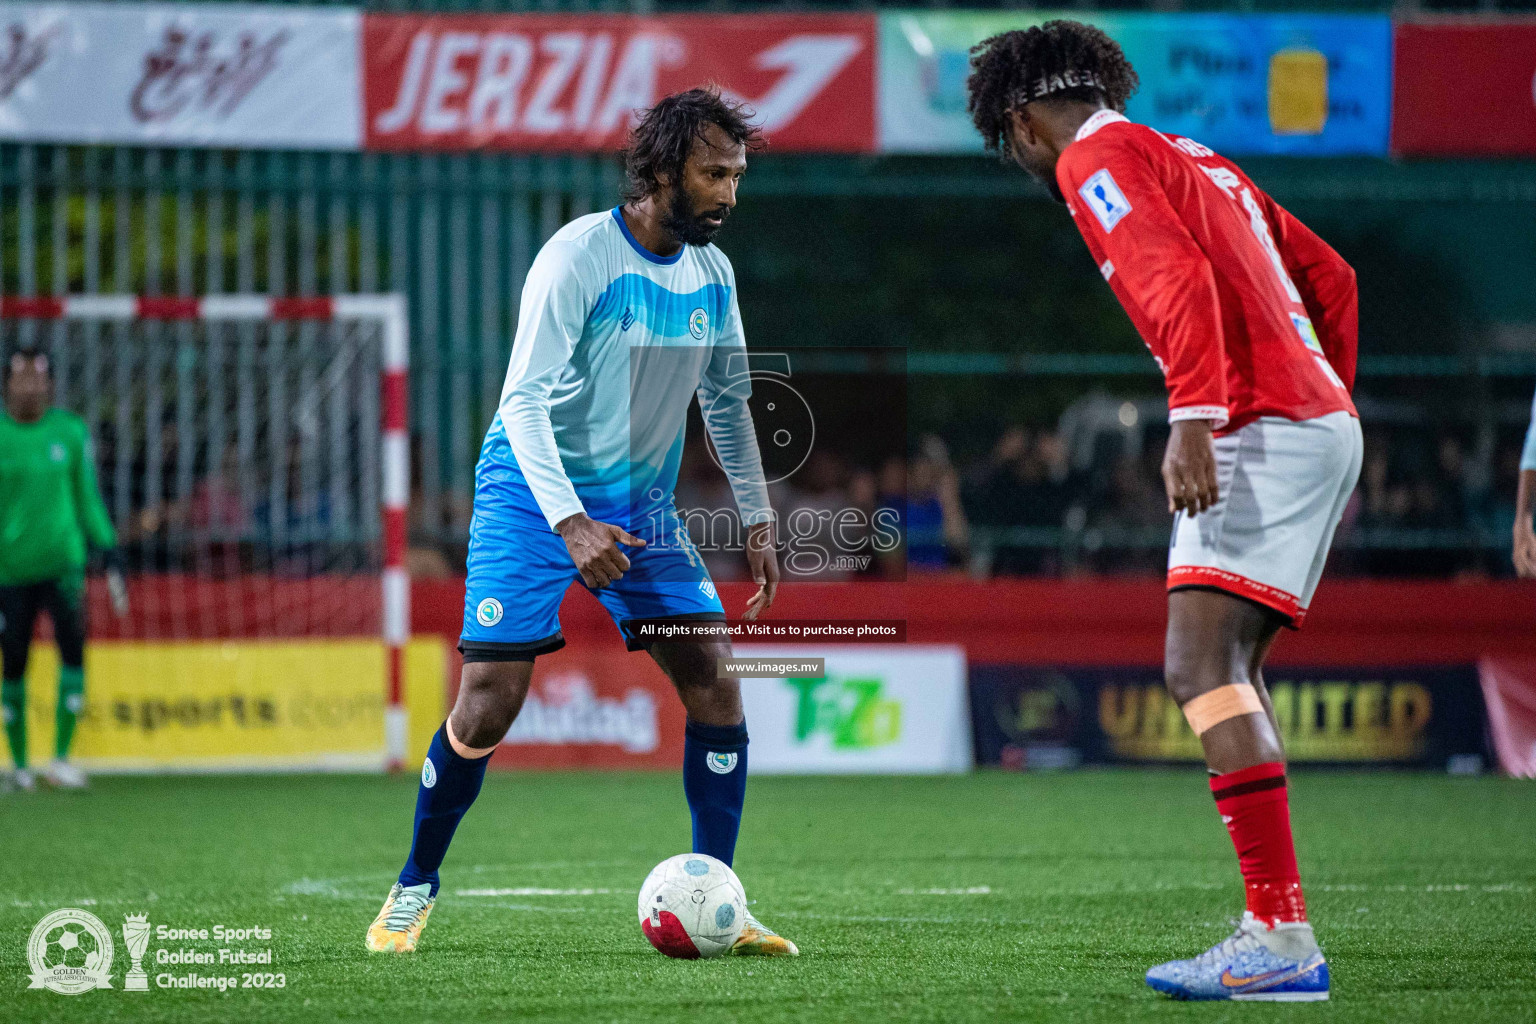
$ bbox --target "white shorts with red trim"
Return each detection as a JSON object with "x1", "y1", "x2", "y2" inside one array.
[{"x1": 1167, "y1": 411, "x2": 1362, "y2": 626}]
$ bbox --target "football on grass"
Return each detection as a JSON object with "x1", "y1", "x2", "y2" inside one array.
[{"x1": 638, "y1": 853, "x2": 747, "y2": 959}]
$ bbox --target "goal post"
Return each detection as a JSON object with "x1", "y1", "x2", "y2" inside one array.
[{"x1": 0, "y1": 294, "x2": 412, "y2": 772}]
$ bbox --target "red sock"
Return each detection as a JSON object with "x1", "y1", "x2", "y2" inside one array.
[{"x1": 1209, "y1": 762, "x2": 1307, "y2": 926}]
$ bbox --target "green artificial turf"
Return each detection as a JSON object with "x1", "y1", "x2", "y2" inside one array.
[{"x1": 3, "y1": 770, "x2": 1534, "y2": 1023}]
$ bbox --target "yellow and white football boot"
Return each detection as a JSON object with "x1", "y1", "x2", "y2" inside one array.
[
  {"x1": 731, "y1": 909, "x2": 799, "y2": 957},
  {"x1": 365, "y1": 882, "x2": 435, "y2": 953}
]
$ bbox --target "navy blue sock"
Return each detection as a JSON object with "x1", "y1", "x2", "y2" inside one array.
[
  {"x1": 683, "y1": 719, "x2": 749, "y2": 867},
  {"x1": 398, "y1": 723, "x2": 491, "y2": 896}
]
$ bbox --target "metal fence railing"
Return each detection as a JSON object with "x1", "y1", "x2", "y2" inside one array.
[
  {"x1": 5, "y1": 138, "x2": 1535, "y2": 568},
  {"x1": 1, "y1": 144, "x2": 616, "y2": 543}
]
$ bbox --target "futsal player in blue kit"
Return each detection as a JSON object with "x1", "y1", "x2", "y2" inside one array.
[{"x1": 367, "y1": 89, "x2": 796, "y2": 956}]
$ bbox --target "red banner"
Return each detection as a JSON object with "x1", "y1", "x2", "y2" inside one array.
[
  {"x1": 361, "y1": 13, "x2": 875, "y2": 153},
  {"x1": 484, "y1": 646, "x2": 686, "y2": 770},
  {"x1": 1392, "y1": 21, "x2": 1536, "y2": 156}
]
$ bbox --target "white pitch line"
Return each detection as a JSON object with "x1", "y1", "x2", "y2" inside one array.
[
  {"x1": 456, "y1": 887, "x2": 614, "y2": 897},
  {"x1": 1314, "y1": 883, "x2": 1532, "y2": 893},
  {"x1": 774, "y1": 910, "x2": 1035, "y2": 927}
]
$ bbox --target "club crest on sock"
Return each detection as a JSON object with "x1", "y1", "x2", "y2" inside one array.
[
  {"x1": 421, "y1": 758, "x2": 437, "y2": 788},
  {"x1": 706, "y1": 752, "x2": 738, "y2": 774}
]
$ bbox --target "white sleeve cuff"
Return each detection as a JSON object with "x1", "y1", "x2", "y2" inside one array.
[
  {"x1": 740, "y1": 508, "x2": 777, "y2": 527},
  {"x1": 1169, "y1": 405, "x2": 1230, "y2": 430}
]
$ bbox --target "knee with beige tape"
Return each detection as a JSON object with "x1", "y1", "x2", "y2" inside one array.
[{"x1": 1181, "y1": 683, "x2": 1266, "y2": 736}]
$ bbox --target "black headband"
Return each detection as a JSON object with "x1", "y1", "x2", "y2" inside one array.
[{"x1": 1012, "y1": 69, "x2": 1105, "y2": 107}]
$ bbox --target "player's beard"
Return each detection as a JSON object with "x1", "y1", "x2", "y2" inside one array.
[{"x1": 662, "y1": 186, "x2": 729, "y2": 246}]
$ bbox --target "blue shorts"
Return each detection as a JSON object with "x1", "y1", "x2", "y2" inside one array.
[{"x1": 459, "y1": 505, "x2": 725, "y2": 659}]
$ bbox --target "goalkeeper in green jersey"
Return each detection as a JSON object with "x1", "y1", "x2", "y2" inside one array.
[{"x1": 0, "y1": 348, "x2": 126, "y2": 792}]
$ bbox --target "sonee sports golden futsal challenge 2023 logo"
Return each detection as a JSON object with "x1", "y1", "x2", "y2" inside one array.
[{"x1": 25, "y1": 908, "x2": 283, "y2": 995}]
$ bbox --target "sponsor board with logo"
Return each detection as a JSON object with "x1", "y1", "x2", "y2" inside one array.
[
  {"x1": 17, "y1": 639, "x2": 443, "y2": 771},
  {"x1": 878, "y1": 11, "x2": 1391, "y2": 156},
  {"x1": 362, "y1": 12, "x2": 876, "y2": 153},
  {"x1": 1392, "y1": 22, "x2": 1536, "y2": 156},
  {"x1": 0, "y1": 3, "x2": 875, "y2": 152},
  {"x1": 0, "y1": 5, "x2": 1411, "y2": 157},
  {"x1": 24, "y1": 908, "x2": 286, "y2": 997},
  {"x1": 736, "y1": 644, "x2": 970, "y2": 774},
  {"x1": 969, "y1": 665, "x2": 1489, "y2": 769},
  {"x1": 489, "y1": 647, "x2": 686, "y2": 769},
  {"x1": 0, "y1": 2, "x2": 360, "y2": 148}
]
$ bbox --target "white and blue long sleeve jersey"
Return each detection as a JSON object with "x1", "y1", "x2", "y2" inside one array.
[
  {"x1": 475, "y1": 207, "x2": 773, "y2": 533},
  {"x1": 1523, "y1": 386, "x2": 1536, "y2": 472}
]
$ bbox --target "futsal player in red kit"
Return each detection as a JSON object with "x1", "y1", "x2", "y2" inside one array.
[{"x1": 968, "y1": 22, "x2": 1360, "y2": 1001}]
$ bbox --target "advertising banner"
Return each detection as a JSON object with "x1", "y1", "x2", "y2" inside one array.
[
  {"x1": 491, "y1": 648, "x2": 687, "y2": 770},
  {"x1": 20, "y1": 638, "x2": 444, "y2": 771},
  {"x1": 878, "y1": 11, "x2": 1391, "y2": 156},
  {"x1": 970, "y1": 666, "x2": 1488, "y2": 769},
  {"x1": 1392, "y1": 22, "x2": 1536, "y2": 156},
  {"x1": 737, "y1": 645, "x2": 970, "y2": 774},
  {"x1": 362, "y1": 13, "x2": 876, "y2": 152},
  {"x1": 0, "y1": 2, "x2": 361, "y2": 149}
]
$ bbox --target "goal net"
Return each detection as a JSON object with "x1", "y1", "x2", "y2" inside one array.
[{"x1": 0, "y1": 295, "x2": 410, "y2": 771}]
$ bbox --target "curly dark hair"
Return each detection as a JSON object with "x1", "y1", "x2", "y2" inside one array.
[
  {"x1": 622, "y1": 87, "x2": 765, "y2": 203},
  {"x1": 967, "y1": 21, "x2": 1139, "y2": 159}
]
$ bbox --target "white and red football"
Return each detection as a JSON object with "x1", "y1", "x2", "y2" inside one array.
[{"x1": 637, "y1": 853, "x2": 747, "y2": 958}]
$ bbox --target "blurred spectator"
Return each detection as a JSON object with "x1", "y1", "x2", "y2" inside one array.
[
  {"x1": 776, "y1": 449, "x2": 859, "y2": 580},
  {"x1": 903, "y1": 436, "x2": 969, "y2": 572},
  {"x1": 966, "y1": 426, "x2": 1070, "y2": 574},
  {"x1": 184, "y1": 442, "x2": 250, "y2": 577}
]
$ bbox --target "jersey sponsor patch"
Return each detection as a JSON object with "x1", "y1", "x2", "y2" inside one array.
[
  {"x1": 1290, "y1": 312, "x2": 1325, "y2": 355},
  {"x1": 1079, "y1": 169, "x2": 1132, "y2": 233}
]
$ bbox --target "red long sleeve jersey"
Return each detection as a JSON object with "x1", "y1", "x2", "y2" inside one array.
[{"x1": 1057, "y1": 111, "x2": 1358, "y2": 434}]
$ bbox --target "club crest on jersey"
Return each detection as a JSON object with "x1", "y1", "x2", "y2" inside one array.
[
  {"x1": 1080, "y1": 169, "x2": 1132, "y2": 233},
  {"x1": 706, "y1": 751, "x2": 738, "y2": 774},
  {"x1": 476, "y1": 597, "x2": 503, "y2": 627},
  {"x1": 688, "y1": 308, "x2": 709, "y2": 339}
]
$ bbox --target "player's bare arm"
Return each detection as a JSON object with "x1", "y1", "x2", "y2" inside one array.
[
  {"x1": 1516, "y1": 470, "x2": 1536, "y2": 578},
  {"x1": 1162, "y1": 419, "x2": 1220, "y2": 514},
  {"x1": 1516, "y1": 393, "x2": 1536, "y2": 578},
  {"x1": 743, "y1": 520, "x2": 779, "y2": 620},
  {"x1": 555, "y1": 511, "x2": 645, "y2": 589}
]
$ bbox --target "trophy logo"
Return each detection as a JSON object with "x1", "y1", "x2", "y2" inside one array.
[
  {"x1": 122, "y1": 913, "x2": 151, "y2": 992},
  {"x1": 26, "y1": 908, "x2": 115, "y2": 995}
]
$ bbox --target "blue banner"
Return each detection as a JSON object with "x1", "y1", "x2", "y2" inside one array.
[{"x1": 879, "y1": 12, "x2": 1392, "y2": 156}]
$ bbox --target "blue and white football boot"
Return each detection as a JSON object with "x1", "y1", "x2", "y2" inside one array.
[{"x1": 1145, "y1": 912, "x2": 1329, "y2": 1001}]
